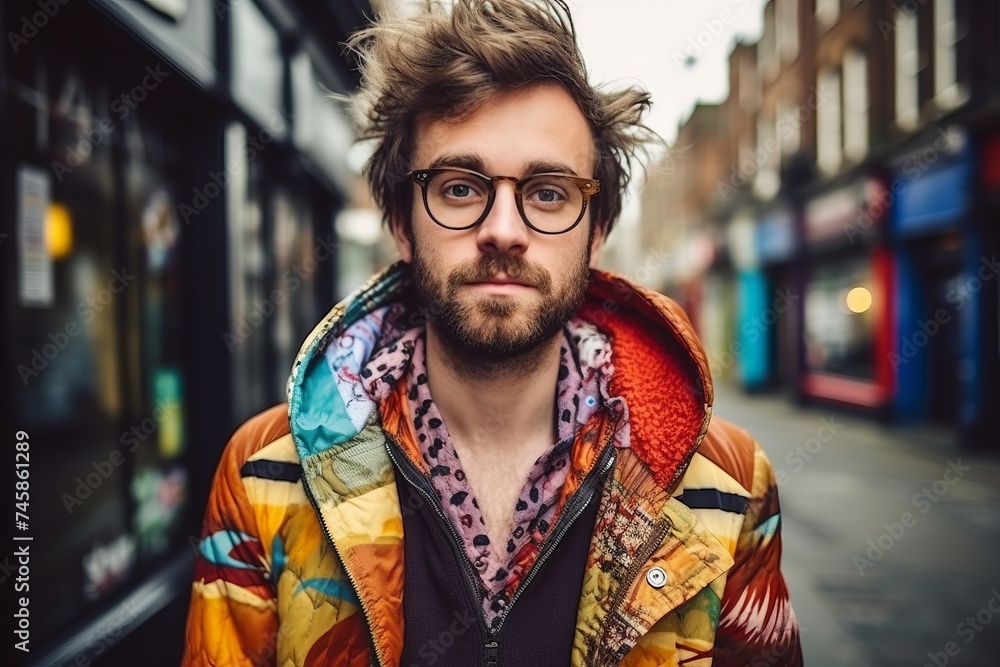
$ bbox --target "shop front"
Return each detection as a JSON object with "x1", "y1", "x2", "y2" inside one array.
[
  {"x1": 1, "y1": 0, "x2": 370, "y2": 664},
  {"x1": 705, "y1": 212, "x2": 753, "y2": 386},
  {"x1": 891, "y1": 127, "x2": 993, "y2": 440},
  {"x1": 673, "y1": 229, "x2": 716, "y2": 336},
  {"x1": 977, "y1": 128, "x2": 1000, "y2": 444},
  {"x1": 799, "y1": 177, "x2": 894, "y2": 411},
  {"x1": 2, "y1": 1, "x2": 224, "y2": 663},
  {"x1": 746, "y1": 205, "x2": 799, "y2": 391}
]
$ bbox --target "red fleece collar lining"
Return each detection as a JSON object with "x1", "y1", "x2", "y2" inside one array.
[{"x1": 580, "y1": 273, "x2": 709, "y2": 488}]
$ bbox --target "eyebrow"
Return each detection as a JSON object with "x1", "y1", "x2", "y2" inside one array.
[
  {"x1": 427, "y1": 154, "x2": 485, "y2": 172},
  {"x1": 426, "y1": 154, "x2": 580, "y2": 177},
  {"x1": 522, "y1": 159, "x2": 580, "y2": 177}
]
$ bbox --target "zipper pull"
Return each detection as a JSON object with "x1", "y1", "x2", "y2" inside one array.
[{"x1": 484, "y1": 640, "x2": 499, "y2": 666}]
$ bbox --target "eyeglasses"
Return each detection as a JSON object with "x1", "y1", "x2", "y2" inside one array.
[{"x1": 408, "y1": 167, "x2": 601, "y2": 235}]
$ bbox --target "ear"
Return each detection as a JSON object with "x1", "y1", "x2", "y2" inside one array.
[
  {"x1": 588, "y1": 224, "x2": 607, "y2": 269},
  {"x1": 390, "y1": 214, "x2": 413, "y2": 263}
]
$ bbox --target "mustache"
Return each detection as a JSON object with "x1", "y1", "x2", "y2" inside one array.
[{"x1": 446, "y1": 255, "x2": 552, "y2": 292}]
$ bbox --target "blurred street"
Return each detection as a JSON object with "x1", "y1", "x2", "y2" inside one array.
[
  {"x1": 713, "y1": 381, "x2": 1000, "y2": 667},
  {"x1": 3, "y1": 0, "x2": 999, "y2": 663}
]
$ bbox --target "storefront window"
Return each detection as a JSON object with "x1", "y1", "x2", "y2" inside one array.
[
  {"x1": 804, "y1": 258, "x2": 875, "y2": 379},
  {"x1": 271, "y1": 188, "x2": 318, "y2": 396},
  {"x1": 4, "y1": 39, "x2": 191, "y2": 648}
]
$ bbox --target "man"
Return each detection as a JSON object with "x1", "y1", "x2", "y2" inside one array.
[{"x1": 182, "y1": 1, "x2": 802, "y2": 665}]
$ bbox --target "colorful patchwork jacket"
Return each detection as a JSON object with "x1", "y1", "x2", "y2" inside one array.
[{"x1": 182, "y1": 263, "x2": 802, "y2": 666}]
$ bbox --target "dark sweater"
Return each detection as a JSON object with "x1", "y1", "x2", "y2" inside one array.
[{"x1": 394, "y1": 456, "x2": 606, "y2": 667}]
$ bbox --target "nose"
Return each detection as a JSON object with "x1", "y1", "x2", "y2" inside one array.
[{"x1": 476, "y1": 178, "x2": 529, "y2": 257}]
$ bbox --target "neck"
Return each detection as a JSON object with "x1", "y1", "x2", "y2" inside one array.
[{"x1": 424, "y1": 325, "x2": 563, "y2": 455}]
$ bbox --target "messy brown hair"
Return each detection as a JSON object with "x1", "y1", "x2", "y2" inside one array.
[{"x1": 345, "y1": 0, "x2": 657, "y2": 236}]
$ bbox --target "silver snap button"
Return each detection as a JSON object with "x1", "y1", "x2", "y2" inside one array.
[{"x1": 646, "y1": 566, "x2": 667, "y2": 588}]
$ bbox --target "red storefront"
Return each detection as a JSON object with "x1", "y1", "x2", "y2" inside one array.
[{"x1": 799, "y1": 177, "x2": 895, "y2": 411}]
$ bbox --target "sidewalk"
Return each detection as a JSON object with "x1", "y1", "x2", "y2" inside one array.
[{"x1": 710, "y1": 381, "x2": 1000, "y2": 667}]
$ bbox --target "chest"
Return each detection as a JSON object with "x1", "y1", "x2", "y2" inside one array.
[
  {"x1": 395, "y1": 463, "x2": 599, "y2": 666},
  {"x1": 454, "y1": 441, "x2": 548, "y2": 542}
]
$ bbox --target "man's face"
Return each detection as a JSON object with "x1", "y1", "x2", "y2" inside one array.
[{"x1": 394, "y1": 83, "x2": 605, "y2": 361}]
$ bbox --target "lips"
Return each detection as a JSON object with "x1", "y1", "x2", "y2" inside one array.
[
  {"x1": 472, "y1": 276, "x2": 533, "y2": 287},
  {"x1": 447, "y1": 258, "x2": 551, "y2": 294},
  {"x1": 466, "y1": 275, "x2": 537, "y2": 291}
]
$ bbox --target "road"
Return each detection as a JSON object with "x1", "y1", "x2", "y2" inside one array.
[{"x1": 711, "y1": 382, "x2": 1000, "y2": 667}]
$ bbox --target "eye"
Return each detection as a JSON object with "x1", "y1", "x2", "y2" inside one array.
[
  {"x1": 523, "y1": 176, "x2": 572, "y2": 206},
  {"x1": 433, "y1": 171, "x2": 487, "y2": 203},
  {"x1": 446, "y1": 183, "x2": 474, "y2": 199}
]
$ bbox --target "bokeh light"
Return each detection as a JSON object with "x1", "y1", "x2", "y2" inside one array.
[{"x1": 846, "y1": 286, "x2": 872, "y2": 314}]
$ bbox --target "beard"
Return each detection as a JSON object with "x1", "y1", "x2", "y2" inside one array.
[{"x1": 411, "y1": 242, "x2": 592, "y2": 372}]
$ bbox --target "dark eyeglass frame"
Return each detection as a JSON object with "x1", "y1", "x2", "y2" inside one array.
[{"x1": 408, "y1": 167, "x2": 602, "y2": 235}]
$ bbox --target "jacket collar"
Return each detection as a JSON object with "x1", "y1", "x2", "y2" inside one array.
[
  {"x1": 287, "y1": 261, "x2": 715, "y2": 476},
  {"x1": 286, "y1": 261, "x2": 723, "y2": 666}
]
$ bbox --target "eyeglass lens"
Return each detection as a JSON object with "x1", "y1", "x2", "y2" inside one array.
[{"x1": 421, "y1": 170, "x2": 586, "y2": 233}]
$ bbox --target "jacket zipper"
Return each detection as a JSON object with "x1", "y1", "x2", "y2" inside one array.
[
  {"x1": 384, "y1": 439, "x2": 486, "y2": 615},
  {"x1": 386, "y1": 439, "x2": 504, "y2": 665},
  {"x1": 483, "y1": 640, "x2": 499, "y2": 666},
  {"x1": 491, "y1": 442, "x2": 616, "y2": 633},
  {"x1": 299, "y1": 481, "x2": 388, "y2": 667},
  {"x1": 387, "y1": 430, "x2": 617, "y2": 665}
]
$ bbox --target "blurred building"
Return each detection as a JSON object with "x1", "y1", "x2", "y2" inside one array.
[
  {"x1": 640, "y1": 0, "x2": 1000, "y2": 445},
  {"x1": 0, "y1": 0, "x2": 379, "y2": 664}
]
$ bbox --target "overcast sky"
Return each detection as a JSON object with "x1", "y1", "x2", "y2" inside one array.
[{"x1": 571, "y1": 0, "x2": 767, "y2": 142}]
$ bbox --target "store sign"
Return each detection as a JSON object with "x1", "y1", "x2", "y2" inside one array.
[
  {"x1": 17, "y1": 166, "x2": 54, "y2": 307},
  {"x1": 727, "y1": 213, "x2": 759, "y2": 270},
  {"x1": 82, "y1": 535, "x2": 137, "y2": 602},
  {"x1": 232, "y1": 0, "x2": 285, "y2": 136},
  {"x1": 894, "y1": 153, "x2": 971, "y2": 237},
  {"x1": 806, "y1": 185, "x2": 859, "y2": 243},
  {"x1": 805, "y1": 177, "x2": 885, "y2": 247},
  {"x1": 757, "y1": 210, "x2": 795, "y2": 263},
  {"x1": 99, "y1": 0, "x2": 216, "y2": 88},
  {"x1": 291, "y1": 52, "x2": 355, "y2": 191},
  {"x1": 675, "y1": 232, "x2": 715, "y2": 280}
]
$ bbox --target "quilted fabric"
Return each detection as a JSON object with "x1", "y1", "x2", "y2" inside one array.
[{"x1": 181, "y1": 263, "x2": 802, "y2": 666}]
